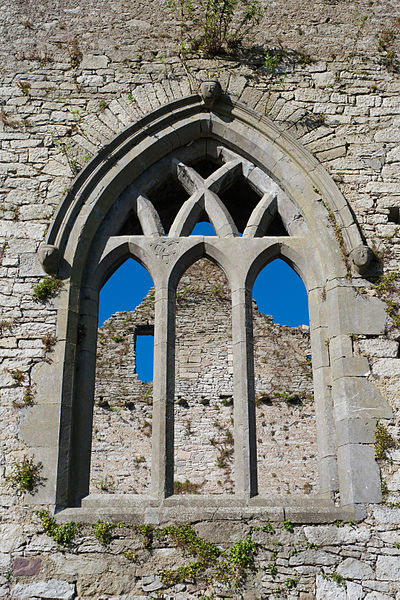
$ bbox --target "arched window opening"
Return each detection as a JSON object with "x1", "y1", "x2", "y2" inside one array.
[
  {"x1": 147, "y1": 174, "x2": 190, "y2": 234},
  {"x1": 190, "y1": 221, "x2": 217, "y2": 236},
  {"x1": 91, "y1": 258, "x2": 155, "y2": 494},
  {"x1": 174, "y1": 258, "x2": 234, "y2": 494},
  {"x1": 252, "y1": 259, "x2": 318, "y2": 496},
  {"x1": 117, "y1": 209, "x2": 143, "y2": 236},
  {"x1": 219, "y1": 177, "x2": 261, "y2": 234},
  {"x1": 190, "y1": 157, "x2": 219, "y2": 179}
]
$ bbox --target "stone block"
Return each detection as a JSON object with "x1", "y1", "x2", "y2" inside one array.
[
  {"x1": 376, "y1": 555, "x2": 400, "y2": 580},
  {"x1": 0, "y1": 525, "x2": 24, "y2": 552},
  {"x1": 141, "y1": 575, "x2": 163, "y2": 592},
  {"x1": 372, "y1": 359, "x2": 400, "y2": 377},
  {"x1": 315, "y1": 574, "x2": 346, "y2": 600},
  {"x1": 304, "y1": 524, "x2": 370, "y2": 546},
  {"x1": 289, "y1": 549, "x2": 336, "y2": 566},
  {"x1": 336, "y1": 557, "x2": 373, "y2": 580},
  {"x1": 337, "y1": 443, "x2": 381, "y2": 504},
  {"x1": 11, "y1": 579, "x2": 75, "y2": 600},
  {"x1": 336, "y1": 417, "x2": 376, "y2": 445},
  {"x1": 358, "y1": 339, "x2": 399, "y2": 358},
  {"x1": 347, "y1": 582, "x2": 363, "y2": 600},
  {"x1": 329, "y1": 334, "x2": 353, "y2": 362},
  {"x1": 327, "y1": 287, "x2": 387, "y2": 337},
  {"x1": 80, "y1": 54, "x2": 109, "y2": 69},
  {"x1": 331, "y1": 356, "x2": 370, "y2": 380},
  {"x1": 333, "y1": 377, "x2": 392, "y2": 421},
  {"x1": 12, "y1": 557, "x2": 41, "y2": 577}
]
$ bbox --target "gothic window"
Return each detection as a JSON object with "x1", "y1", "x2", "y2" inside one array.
[{"x1": 30, "y1": 87, "x2": 391, "y2": 521}]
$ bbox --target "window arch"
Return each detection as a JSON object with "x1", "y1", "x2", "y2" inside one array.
[{"x1": 27, "y1": 86, "x2": 391, "y2": 521}]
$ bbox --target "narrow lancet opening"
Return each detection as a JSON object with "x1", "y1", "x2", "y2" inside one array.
[
  {"x1": 91, "y1": 258, "x2": 154, "y2": 494},
  {"x1": 174, "y1": 258, "x2": 234, "y2": 494},
  {"x1": 252, "y1": 258, "x2": 318, "y2": 496}
]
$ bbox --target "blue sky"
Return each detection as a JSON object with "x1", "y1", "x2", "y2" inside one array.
[{"x1": 99, "y1": 222, "x2": 309, "y2": 381}]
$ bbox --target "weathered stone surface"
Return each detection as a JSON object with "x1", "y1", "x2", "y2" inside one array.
[
  {"x1": 347, "y1": 582, "x2": 363, "y2": 600},
  {"x1": 141, "y1": 576, "x2": 163, "y2": 592},
  {"x1": 372, "y1": 359, "x2": 400, "y2": 377},
  {"x1": 289, "y1": 550, "x2": 336, "y2": 566},
  {"x1": 376, "y1": 555, "x2": 400, "y2": 580},
  {"x1": 315, "y1": 575, "x2": 346, "y2": 600},
  {"x1": 11, "y1": 579, "x2": 75, "y2": 600},
  {"x1": 336, "y1": 557, "x2": 373, "y2": 580},
  {"x1": 304, "y1": 525, "x2": 370, "y2": 546},
  {"x1": 0, "y1": 525, "x2": 24, "y2": 552},
  {"x1": 12, "y1": 557, "x2": 41, "y2": 577},
  {"x1": 358, "y1": 339, "x2": 399, "y2": 358}
]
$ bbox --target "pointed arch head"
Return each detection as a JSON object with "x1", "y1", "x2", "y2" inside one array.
[{"x1": 41, "y1": 91, "x2": 369, "y2": 285}]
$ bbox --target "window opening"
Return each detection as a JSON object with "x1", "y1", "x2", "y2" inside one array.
[
  {"x1": 252, "y1": 258, "x2": 308, "y2": 327},
  {"x1": 147, "y1": 174, "x2": 190, "y2": 233},
  {"x1": 117, "y1": 209, "x2": 143, "y2": 236},
  {"x1": 136, "y1": 331, "x2": 154, "y2": 383},
  {"x1": 98, "y1": 258, "x2": 153, "y2": 326},
  {"x1": 262, "y1": 212, "x2": 288, "y2": 237},
  {"x1": 219, "y1": 176, "x2": 261, "y2": 233},
  {"x1": 190, "y1": 158, "x2": 219, "y2": 179},
  {"x1": 388, "y1": 206, "x2": 400, "y2": 224},
  {"x1": 190, "y1": 220, "x2": 217, "y2": 236},
  {"x1": 252, "y1": 259, "x2": 318, "y2": 496},
  {"x1": 174, "y1": 259, "x2": 234, "y2": 494},
  {"x1": 91, "y1": 259, "x2": 154, "y2": 494}
]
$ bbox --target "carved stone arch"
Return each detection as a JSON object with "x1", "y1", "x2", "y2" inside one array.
[{"x1": 27, "y1": 87, "x2": 390, "y2": 522}]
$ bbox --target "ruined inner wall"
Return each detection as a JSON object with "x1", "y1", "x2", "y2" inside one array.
[{"x1": 0, "y1": 0, "x2": 400, "y2": 598}]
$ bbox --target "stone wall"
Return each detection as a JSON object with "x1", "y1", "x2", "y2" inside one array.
[{"x1": 0, "y1": 0, "x2": 400, "y2": 597}]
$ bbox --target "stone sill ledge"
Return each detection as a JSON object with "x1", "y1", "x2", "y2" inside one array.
[{"x1": 56, "y1": 494, "x2": 366, "y2": 524}]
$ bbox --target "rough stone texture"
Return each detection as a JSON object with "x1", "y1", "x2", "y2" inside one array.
[
  {"x1": 11, "y1": 579, "x2": 75, "y2": 599},
  {"x1": 0, "y1": 0, "x2": 400, "y2": 597}
]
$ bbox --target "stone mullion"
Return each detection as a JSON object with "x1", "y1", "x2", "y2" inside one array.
[
  {"x1": 151, "y1": 282, "x2": 176, "y2": 499},
  {"x1": 231, "y1": 281, "x2": 257, "y2": 498}
]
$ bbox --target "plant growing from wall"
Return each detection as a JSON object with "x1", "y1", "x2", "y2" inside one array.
[
  {"x1": 375, "y1": 422, "x2": 396, "y2": 460},
  {"x1": 377, "y1": 25, "x2": 399, "y2": 71},
  {"x1": 372, "y1": 272, "x2": 400, "y2": 329},
  {"x1": 8, "y1": 368, "x2": 25, "y2": 386},
  {"x1": 174, "y1": 479, "x2": 203, "y2": 493},
  {"x1": 7, "y1": 455, "x2": 43, "y2": 494},
  {"x1": 35, "y1": 510, "x2": 79, "y2": 547},
  {"x1": 166, "y1": 0, "x2": 263, "y2": 55},
  {"x1": 93, "y1": 519, "x2": 115, "y2": 545},
  {"x1": 42, "y1": 333, "x2": 57, "y2": 353},
  {"x1": 32, "y1": 275, "x2": 63, "y2": 302}
]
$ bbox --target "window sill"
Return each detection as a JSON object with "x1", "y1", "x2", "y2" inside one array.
[{"x1": 55, "y1": 493, "x2": 365, "y2": 524}]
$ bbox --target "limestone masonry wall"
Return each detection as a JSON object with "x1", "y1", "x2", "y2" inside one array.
[{"x1": 0, "y1": 0, "x2": 400, "y2": 597}]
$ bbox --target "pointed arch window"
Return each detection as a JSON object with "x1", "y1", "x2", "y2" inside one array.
[{"x1": 30, "y1": 90, "x2": 390, "y2": 522}]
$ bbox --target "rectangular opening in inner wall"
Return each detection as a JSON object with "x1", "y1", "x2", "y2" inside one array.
[{"x1": 135, "y1": 328, "x2": 154, "y2": 383}]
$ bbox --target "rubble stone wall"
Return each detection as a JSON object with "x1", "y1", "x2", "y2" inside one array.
[{"x1": 0, "y1": 0, "x2": 400, "y2": 597}]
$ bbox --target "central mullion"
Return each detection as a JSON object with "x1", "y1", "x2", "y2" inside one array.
[
  {"x1": 151, "y1": 283, "x2": 176, "y2": 499},
  {"x1": 231, "y1": 283, "x2": 258, "y2": 498}
]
